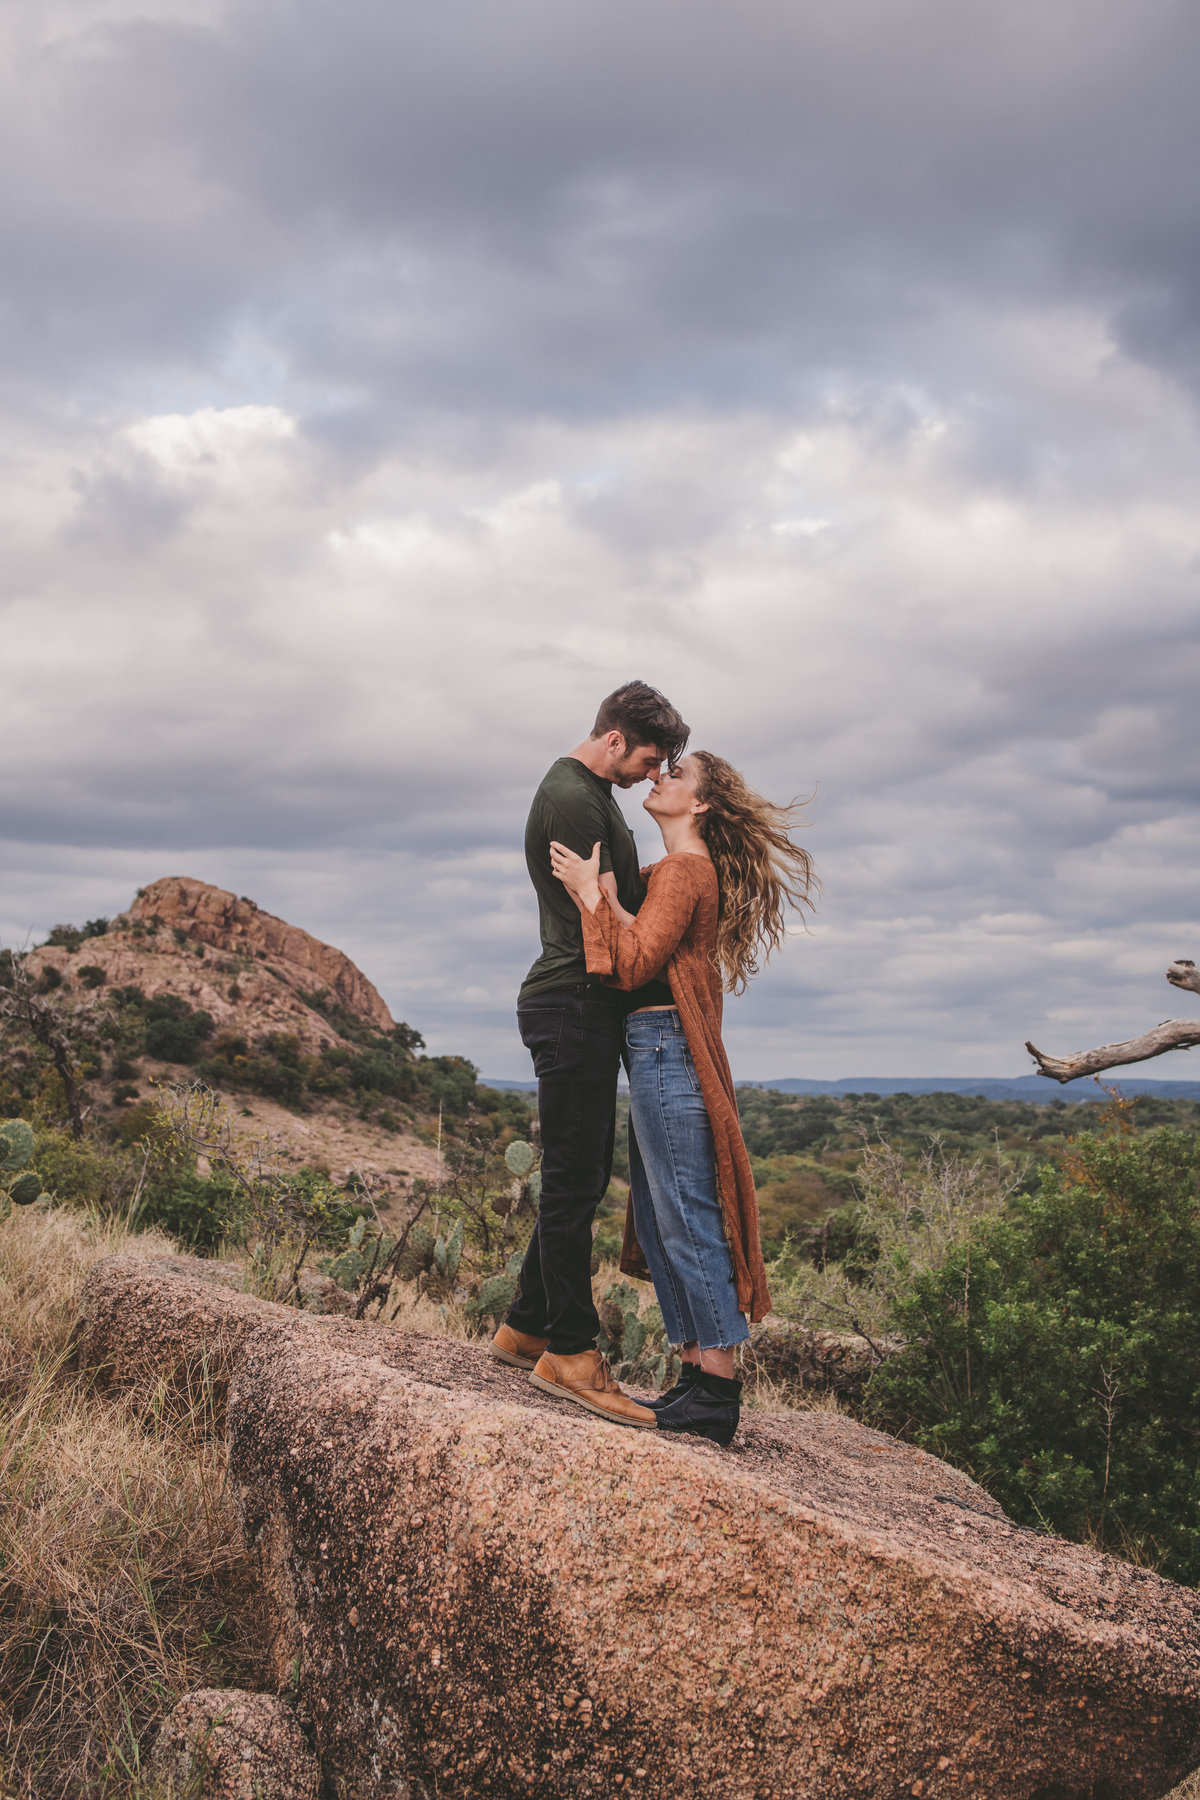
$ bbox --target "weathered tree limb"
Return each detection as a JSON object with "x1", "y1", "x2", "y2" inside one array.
[
  {"x1": 1167, "y1": 958, "x2": 1200, "y2": 997},
  {"x1": 1026, "y1": 959, "x2": 1200, "y2": 1083},
  {"x1": 1026, "y1": 1021, "x2": 1200, "y2": 1083}
]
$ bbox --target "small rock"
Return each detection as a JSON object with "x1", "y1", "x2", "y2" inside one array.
[
  {"x1": 295, "y1": 1270, "x2": 353, "y2": 1315},
  {"x1": 150, "y1": 1690, "x2": 318, "y2": 1800}
]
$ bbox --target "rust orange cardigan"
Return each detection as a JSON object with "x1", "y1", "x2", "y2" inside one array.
[{"x1": 579, "y1": 852, "x2": 772, "y2": 1324}]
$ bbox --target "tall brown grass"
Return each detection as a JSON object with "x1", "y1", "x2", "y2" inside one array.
[{"x1": 0, "y1": 1207, "x2": 266, "y2": 1799}]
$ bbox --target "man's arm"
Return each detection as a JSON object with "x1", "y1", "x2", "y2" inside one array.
[
  {"x1": 598, "y1": 871, "x2": 636, "y2": 927},
  {"x1": 561, "y1": 868, "x2": 632, "y2": 925},
  {"x1": 542, "y1": 789, "x2": 628, "y2": 915}
]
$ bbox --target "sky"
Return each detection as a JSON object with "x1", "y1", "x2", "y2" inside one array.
[{"x1": 2, "y1": 0, "x2": 1198, "y2": 1081}]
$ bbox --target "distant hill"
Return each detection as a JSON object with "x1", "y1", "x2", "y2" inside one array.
[
  {"x1": 483, "y1": 1073, "x2": 1200, "y2": 1103},
  {"x1": 740, "y1": 1075, "x2": 1200, "y2": 1103},
  {"x1": 21, "y1": 876, "x2": 448, "y2": 1198},
  {"x1": 27, "y1": 874, "x2": 394, "y2": 1054}
]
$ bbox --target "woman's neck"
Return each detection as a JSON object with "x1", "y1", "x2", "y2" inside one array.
[{"x1": 656, "y1": 815, "x2": 710, "y2": 857}]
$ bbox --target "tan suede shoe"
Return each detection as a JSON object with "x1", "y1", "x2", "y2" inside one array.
[
  {"x1": 529, "y1": 1349, "x2": 658, "y2": 1430},
  {"x1": 489, "y1": 1324, "x2": 550, "y2": 1370}
]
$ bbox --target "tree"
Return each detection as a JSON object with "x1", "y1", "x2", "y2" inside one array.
[
  {"x1": 867, "y1": 1122, "x2": 1200, "y2": 1583},
  {"x1": 1026, "y1": 959, "x2": 1200, "y2": 1083},
  {"x1": 0, "y1": 951, "x2": 115, "y2": 1137}
]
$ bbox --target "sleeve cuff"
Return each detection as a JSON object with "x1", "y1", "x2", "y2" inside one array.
[{"x1": 580, "y1": 895, "x2": 616, "y2": 976}]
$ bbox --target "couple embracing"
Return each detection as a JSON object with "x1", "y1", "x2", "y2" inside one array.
[{"x1": 490, "y1": 681, "x2": 815, "y2": 1448}]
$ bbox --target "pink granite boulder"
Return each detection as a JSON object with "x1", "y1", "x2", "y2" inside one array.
[{"x1": 76, "y1": 1256, "x2": 1200, "y2": 1800}]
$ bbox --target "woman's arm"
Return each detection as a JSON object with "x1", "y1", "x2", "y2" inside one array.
[
  {"x1": 549, "y1": 841, "x2": 638, "y2": 926},
  {"x1": 550, "y1": 843, "x2": 700, "y2": 988}
]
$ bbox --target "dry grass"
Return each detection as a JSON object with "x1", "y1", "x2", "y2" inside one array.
[
  {"x1": 0, "y1": 1204, "x2": 175, "y2": 1377},
  {"x1": 383, "y1": 1282, "x2": 478, "y2": 1341},
  {"x1": 0, "y1": 1206, "x2": 267, "y2": 1799},
  {"x1": 737, "y1": 1355, "x2": 842, "y2": 1414}
]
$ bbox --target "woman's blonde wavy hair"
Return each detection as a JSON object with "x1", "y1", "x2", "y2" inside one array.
[{"x1": 690, "y1": 751, "x2": 818, "y2": 994}]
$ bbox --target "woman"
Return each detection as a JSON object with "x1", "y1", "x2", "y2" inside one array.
[{"x1": 549, "y1": 750, "x2": 816, "y2": 1446}]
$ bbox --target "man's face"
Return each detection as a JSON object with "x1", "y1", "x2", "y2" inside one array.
[{"x1": 609, "y1": 737, "x2": 664, "y2": 788}]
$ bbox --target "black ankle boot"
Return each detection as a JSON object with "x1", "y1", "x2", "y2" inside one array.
[
  {"x1": 643, "y1": 1363, "x2": 701, "y2": 1412},
  {"x1": 655, "y1": 1370, "x2": 742, "y2": 1447}
]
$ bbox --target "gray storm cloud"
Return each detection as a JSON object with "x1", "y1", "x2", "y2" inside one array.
[{"x1": 1, "y1": 0, "x2": 1197, "y2": 1077}]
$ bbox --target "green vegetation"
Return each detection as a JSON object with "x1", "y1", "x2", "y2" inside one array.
[
  {"x1": 0, "y1": 945, "x2": 532, "y2": 1146},
  {"x1": 114, "y1": 986, "x2": 216, "y2": 1063},
  {"x1": 9, "y1": 916, "x2": 1200, "y2": 1597},
  {"x1": 867, "y1": 1121, "x2": 1200, "y2": 1584},
  {"x1": 762, "y1": 1092, "x2": 1200, "y2": 1586},
  {"x1": 734, "y1": 1084, "x2": 1200, "y2": 1254},
  {"x1": 0, "y1": 1117, "x2": 50, "y2": 1216},
  {"x1": 146, "y1": 1081, "x2": 542, "y2": 1328},
  {"x1": 597, "y1": 1276, "x2": 679, "y2": 1391},
  {"x1": 0, "y1": 948, "x2": 115, "y2": 1136},
  {"x1": 42, "y1": 917, "x2": 110, "y2": 951}
]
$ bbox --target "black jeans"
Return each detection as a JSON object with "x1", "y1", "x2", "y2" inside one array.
[{"x1": 506, "y1": 983, "x2": 626, "y2": 1355}]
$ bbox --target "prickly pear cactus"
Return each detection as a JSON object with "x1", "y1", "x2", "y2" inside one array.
[
  {"x1": 503, "y1": 1138, "x2": 541, "y2": 1214},
  {"x1": 504, "y1": 1139, "x2": 535, "y2": 1179},
  {"x1": 465, "y1": 1248, "x2": 525, "y2": 1331},
  {"x1": 396, "y1": 1222, "x2": 436, "y2": 1281},
  {"x1": 597, "y1": 1279, "x2": 641, "y2": 1360},
  {"x1": 8, "y1": 1171, "x2": 42, "y2": 1207},
  {"x1": 0, "y1": 1119, "x2": 49, "y2": 1221},
  {"x1": 0, "y1": 1119, "x2": 35, "y2": 1172},
  {"x1": 321, "y1": 1213, "x2": 373, "y2": 1291},
  {"x1": 434, "y1": 1218, "x2": 463, "y2": 1283},
  {"x1": 597, "y1": 1280, "x2": 678, "y2": 1385}
]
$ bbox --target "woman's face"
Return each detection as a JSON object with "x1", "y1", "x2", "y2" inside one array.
[{"x1": 644, "y1": 754, "x2": 707, "y2": 822}]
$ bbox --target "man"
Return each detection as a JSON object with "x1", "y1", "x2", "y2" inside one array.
[{"x1": 491, "y1": 680, "x2": 690, "y2": 1427}]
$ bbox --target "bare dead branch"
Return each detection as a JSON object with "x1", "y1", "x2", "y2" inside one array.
[
  {"x1": 1167, "y1": 959, "x2": 1200, "y2": 997},
  {"x1": 1026, "y1": 1020, "x2": 1200, "y2": 1083},
  {"x1": 1026, "y1": 956, "x2": 1200, "y2": 1083}
]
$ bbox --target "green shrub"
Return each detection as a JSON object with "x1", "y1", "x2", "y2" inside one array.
[
  {"x1": 32, "y1": 1125, "x2": 139, "y2": 1211},
  {"x1": 42, "y1": 919, "x2": 108, "y2": 951},
  {"x1": 138, "y1": 1167, "x2": 241, "y2": 1251},
  {"x1": 766, "y1": 1137, "x2": 1016, "y2": 1353},
  {"x1": 199, "y1": 1030, "x2": 310, "y2": 1108},
  {"x1": 140, "y1": 994, "x2": 215, "y2": 1064},
  {"x1": 867, "y1": 1127, "x2": 1200, "y2": 1584},
  {"x1": 109, "y1": 1100, "x2": 159, "y2": 1145}
]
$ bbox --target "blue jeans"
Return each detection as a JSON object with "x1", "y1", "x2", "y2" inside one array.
[{"x1": 625, "y1": 1008, "x2": 748, "y2": 1351}]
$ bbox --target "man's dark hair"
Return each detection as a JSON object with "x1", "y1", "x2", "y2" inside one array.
[{"x1": 591, "y1": 681, "x2": 690, "y2": 768}]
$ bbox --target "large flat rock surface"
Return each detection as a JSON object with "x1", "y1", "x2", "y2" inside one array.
[{"x1": 78, "y1": 1255, "x2": 1200, "y2": 1799}]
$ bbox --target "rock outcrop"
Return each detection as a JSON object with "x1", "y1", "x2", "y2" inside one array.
[
  {"x1": 27, "y1": 876, "x2": 394, "y2": 1056},
  {"x1": 77, "y1": 1255, "x2": 1200, "y2": 1800},
  {"x1": 150, "y1": 1689, "x2": 319, "y2": 1800},
  {"x1": 128, "y1": 878, "x2": 394, "y2": 1034}
]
